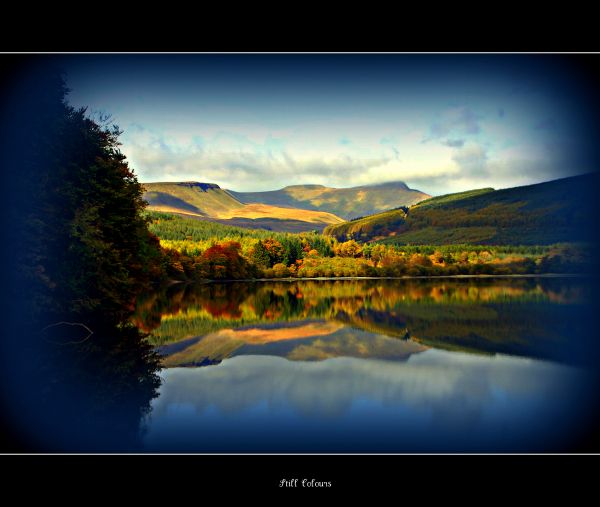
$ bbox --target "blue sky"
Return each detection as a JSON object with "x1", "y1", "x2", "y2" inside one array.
[{"x1": 63, "y1": 54, "x2": 597, "y2": 195}]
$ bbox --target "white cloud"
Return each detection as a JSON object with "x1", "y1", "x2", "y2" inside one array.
[
  {"x1": 122, "y1": 124, "x2": 425, "y2": 190},
  {"x1": 120, "y1": 107, "x2": 584, "y2": 195}
]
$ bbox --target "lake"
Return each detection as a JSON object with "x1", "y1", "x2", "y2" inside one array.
[{"x1": 133, "y1": 277, "x2": 600, "y2": 452}]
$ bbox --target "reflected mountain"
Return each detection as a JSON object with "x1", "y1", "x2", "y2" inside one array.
[
  {"x1": 158, "y1": 320, "x2": 427, "y2": 366},
  {"x1": 133, "y1": 277, "x2": 595, "y2": 367}
]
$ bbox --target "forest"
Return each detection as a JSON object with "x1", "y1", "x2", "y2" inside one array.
[{"x1": 146, "y1": 211, "x2": 593, "y2": 281}]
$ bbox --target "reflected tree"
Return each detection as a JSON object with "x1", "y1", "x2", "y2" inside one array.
[{"x1": 132, "y1": 278, "x2": 594, "y2": 368}]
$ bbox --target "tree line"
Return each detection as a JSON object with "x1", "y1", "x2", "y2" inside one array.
[{"x1": 146, "y1": 213, "x2": 592, "y2": 280}]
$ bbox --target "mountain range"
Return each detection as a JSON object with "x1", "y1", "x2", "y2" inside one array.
[
  {"x1": 227, "y1": 181, "x2": 430, "y2": 220},
  {"x1": 142, "y1": 180, "x2": 429, "y2": 232},
  {"x1": 142, "y1": 182, "x2": 343, "y2": 232},
  {"x1": 143, "y1": 174, "x2": 598, "y2": 243}
]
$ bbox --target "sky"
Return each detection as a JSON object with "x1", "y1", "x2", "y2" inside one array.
[{"x1": 62, "y1": 54, "x2": 599, "y2": 196}]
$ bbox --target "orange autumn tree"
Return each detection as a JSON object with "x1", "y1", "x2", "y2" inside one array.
[
  {"x1": 198, "y1": 241, "x2": 258, "y2": 280},
  {"x1": 263, "y1": 238, "x2": 285, "y2": 266}
]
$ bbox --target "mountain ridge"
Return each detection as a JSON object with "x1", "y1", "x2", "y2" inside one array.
[
  {"x1": 142, "y1": 179, "x2": 430, "y2": 232},
  {"x1": 227, "y1": 181, "x2": 430, "y2": 220}
]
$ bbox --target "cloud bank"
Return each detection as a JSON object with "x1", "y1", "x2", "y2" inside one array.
[{"x1": 121, "y1": 107, "x2": 588, "y2": 196}]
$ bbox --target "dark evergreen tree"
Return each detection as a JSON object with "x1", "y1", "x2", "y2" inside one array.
[
  {"x1": 281, "y1": 236, "x2": 303, "y2": 266},
  {"x1": 251, "y1": 240, "x2": 271, "y2": 268}
]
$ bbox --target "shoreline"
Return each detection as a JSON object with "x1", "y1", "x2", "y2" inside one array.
[{"x1": 168, "y1": 273, "x2": 593, "y2": 285}]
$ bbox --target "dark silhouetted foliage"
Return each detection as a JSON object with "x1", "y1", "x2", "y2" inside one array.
[{"x1": 1, "y1": 60, "x2": 163, "y2": 451}]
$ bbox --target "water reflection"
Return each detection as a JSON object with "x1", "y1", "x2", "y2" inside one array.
[
  {"x1": 133, "y1": 278, "x2": 594, "y2": 367},
  {"x1": 12, "y1": 323, "x2": 162, "y2": 452},
  {"x1": 133, "y1": 277, "x2": 599, "y2": 452}
]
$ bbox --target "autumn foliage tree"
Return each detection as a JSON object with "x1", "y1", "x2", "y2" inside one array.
[
  {"x1": 263, "y1": 238, "x2": 285, "y2": 266},
  {"x1": 335, "y1": 239, "x2": 363, "y2": 258},
  {"x1": 197, "y1": 241, "x2": 257, "y2": 279}
]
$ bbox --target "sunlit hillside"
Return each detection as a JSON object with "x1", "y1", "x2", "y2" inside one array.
[{"x1": 143, "y1": 181, "x2": 344, "y2": 232}]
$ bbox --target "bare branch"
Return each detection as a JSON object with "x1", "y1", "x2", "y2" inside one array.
[{"x1": 41, "y1": 321, "x2": 94, "y2": 345}]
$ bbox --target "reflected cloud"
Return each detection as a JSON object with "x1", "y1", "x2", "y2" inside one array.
[{"x1": 144, "y1": 351, "x2": 590, "y2": 451}]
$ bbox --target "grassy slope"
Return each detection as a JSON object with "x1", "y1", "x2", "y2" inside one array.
[
  {"x1": 143, "y1": 182, "x2": 343, "y2": 232},
  {"x1": 143, "y1": 182, "x2": 244, "y2": 217},
  {"x1": 410, "y1": 187, "x2": 495, "y2": 208},
  {"x1": 216, "y1": 203, "x2": 343, "y2": 224},
  {"x1": 323, "y1": 207, "x2": 410, "y2": 241},
  {"x1": 228, "y1": 181, "x2": 431, "y2": 220},
  {"x1": 207, "y1": 216, "x2": 342, "y2": 233},
  {"x1": 324, "y1": 173, "x2": 599, "y2": 245}
]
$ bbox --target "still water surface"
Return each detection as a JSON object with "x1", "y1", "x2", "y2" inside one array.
[{"x1": 133, "y1": 278, "x2": 597, "y2": 452}]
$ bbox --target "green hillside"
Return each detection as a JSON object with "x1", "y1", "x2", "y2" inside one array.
[
  {"x1": 412, "y1": 187, "x2": 495, "y2": 208},
  {"x1": 324, "y1": 173, "x2": 599, "y2": 245},
  {"x1": 228, "y1": 181, "x2": 430, "y2": 220}
]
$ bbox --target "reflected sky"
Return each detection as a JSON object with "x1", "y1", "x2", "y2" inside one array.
[
  {"x1": 143, "y1": 349, "x2": 591, "y2": 452},
  {"x1": 138, "y1": 278, "x2": 599, "y2": 452}
]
